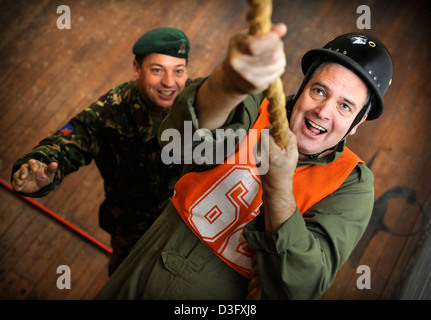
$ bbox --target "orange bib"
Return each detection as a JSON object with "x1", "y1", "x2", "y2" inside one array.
[{"x1": 171, "y1": 98, "x2": 363, "y2": 278}]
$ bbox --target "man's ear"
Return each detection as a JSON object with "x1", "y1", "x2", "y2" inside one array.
[
  {"x1": 133, "y1": 59, "x2": 140, "y2": 80},
  {"x1": 349, "y1": 114, "x2": 368, "y2": 136}
]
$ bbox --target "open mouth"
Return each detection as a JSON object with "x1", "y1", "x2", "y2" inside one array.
[
  {"x1": 305, "y1": 119, "x2": 327, "y2": 135},
  {"x1": 158, "y1": 90, "x2": 175, "y2": 97}
]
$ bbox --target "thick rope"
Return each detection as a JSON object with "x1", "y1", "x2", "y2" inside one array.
[
  {"x1": 245, "y1": 0, "x2": 289, "y2": 300},
  {"x1": 247, "y1": 0, "x2": 289, "y2": 149}
]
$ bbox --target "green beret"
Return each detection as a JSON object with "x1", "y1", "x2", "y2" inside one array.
[{"x1": 132, "y1": 27, "x2": 190, "y2": 59}]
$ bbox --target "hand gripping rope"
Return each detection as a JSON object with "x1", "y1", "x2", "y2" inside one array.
[{"x1": 246, "y1": 0, "x2": 289, "y2": 300}]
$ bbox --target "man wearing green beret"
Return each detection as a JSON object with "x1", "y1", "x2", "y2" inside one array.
[{"x1": 11, "y1": 27, "x2": 191, "y2": 275}]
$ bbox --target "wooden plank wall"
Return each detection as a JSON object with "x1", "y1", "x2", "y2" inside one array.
[{"x1": 0, "y1": 0, "x2": 430, "y2": 300}]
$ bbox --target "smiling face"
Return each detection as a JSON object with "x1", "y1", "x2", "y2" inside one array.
[
  {"x1": 290, "y1": 63, "x2": 369, "y2": 160},
  {"x1": 133, "y1": 53, "x2": 188, "y2": 111}
]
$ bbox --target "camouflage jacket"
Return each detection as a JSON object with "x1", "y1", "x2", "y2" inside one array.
[{"x1": 11, "y1": 81, "x2": 184, "y2": 236}]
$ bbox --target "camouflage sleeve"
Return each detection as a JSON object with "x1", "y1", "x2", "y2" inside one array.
[{"x1": 11, "y1": 92, "x2": 112, "y2": 197}]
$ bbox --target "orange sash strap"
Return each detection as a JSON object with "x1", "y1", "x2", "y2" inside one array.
[{"x1": 171, "y1": 98, "x2": 363, "y2": 278}]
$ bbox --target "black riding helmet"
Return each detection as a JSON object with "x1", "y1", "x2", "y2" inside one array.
[{"x1": 291, "y1": 33, "x2": 394, "y2": 159}]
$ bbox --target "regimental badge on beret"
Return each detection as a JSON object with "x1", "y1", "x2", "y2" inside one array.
[{"x1": 178, "y1": 40, "x2": 186, "y2": 55}]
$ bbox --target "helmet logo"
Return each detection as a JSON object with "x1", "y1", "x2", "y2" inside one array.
[
  {"x1": 368, "y1": 41, "x2": 376, "y2": 47},
  {"x1": 349, "y1": 35, "x2": 367, "y2": 44}
]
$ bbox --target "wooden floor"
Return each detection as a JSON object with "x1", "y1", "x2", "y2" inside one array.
[{"x1": 0, "y1": 0, "x2": 430, "y2": 300}]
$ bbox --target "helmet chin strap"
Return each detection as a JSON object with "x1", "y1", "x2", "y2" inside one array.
[{"x1": 305, "y1": 145, "x2": 339, "y2": 160}]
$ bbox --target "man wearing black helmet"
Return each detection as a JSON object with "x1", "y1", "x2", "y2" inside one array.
[{"x1": 96, "y1": 23, "x2": 393, "y2": 299}]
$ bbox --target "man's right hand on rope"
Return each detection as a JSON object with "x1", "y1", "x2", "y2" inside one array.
[
  {"x1": 227, "y1": 22, "x2": 287, "y2": 94},
  {"x1": 12, "y1": 159, "x2": 57, "y2": 193},
  {"x1": 260, "y1": 126, "x2": 298, "y2": 234},
  {"x1": 196, "y1": 23, "x2": 287, "y2": 130}
]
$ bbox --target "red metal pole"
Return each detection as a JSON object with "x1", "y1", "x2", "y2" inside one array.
[{"x1": 0, "y1": 178, "x2": 112, "y2": 255}]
